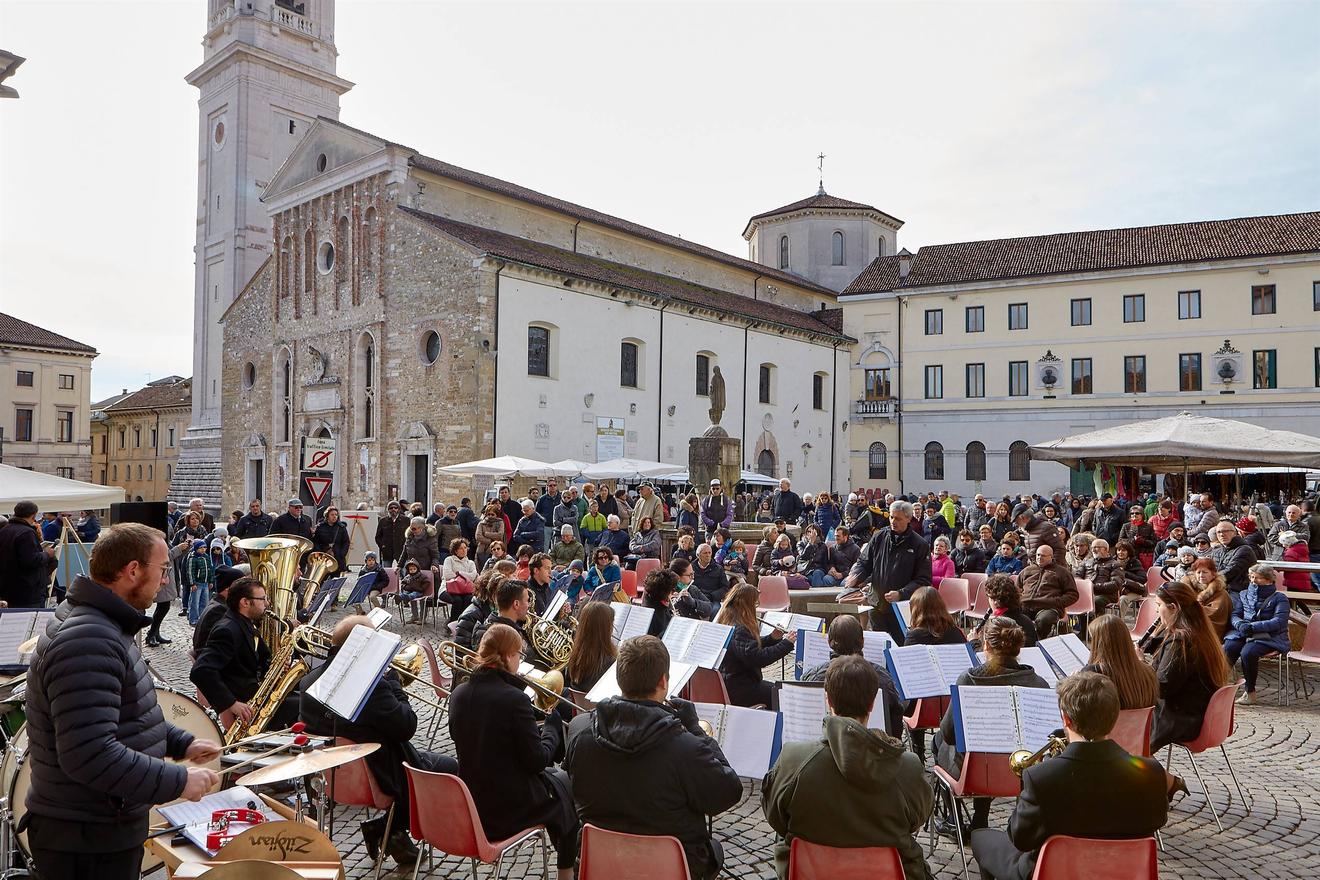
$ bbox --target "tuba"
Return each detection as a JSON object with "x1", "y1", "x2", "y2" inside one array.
[
  {"x1": 236, "y1": 535, "x2": 312, "y2": 646},
  {"x1": 299, "y1": 551, "x2": 340, "y2": 607},
  {"x1": 1010, "y1": 731, "x2": 1068, "y2": 778}
]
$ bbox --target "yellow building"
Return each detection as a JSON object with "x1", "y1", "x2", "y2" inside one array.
[
  {"x1": 94, "y1": 378, "x2": 192, "y2": 502},
  {"x1": 840, "y1": 212, "x2": 1320, "y2": 497}
]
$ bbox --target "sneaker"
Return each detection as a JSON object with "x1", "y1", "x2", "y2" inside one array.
[{"x1": 1236, "y1": 691, "x2": 1258, "y2": 705}]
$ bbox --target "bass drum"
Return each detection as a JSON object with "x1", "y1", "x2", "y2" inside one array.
[{"x1": 4, "y1": 686, "x2": 223, "y2": 875}]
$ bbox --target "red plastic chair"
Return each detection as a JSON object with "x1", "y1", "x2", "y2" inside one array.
[
  {"x1": 1164, "y1": 681, "x2": 1247, "y2": 832},
  {"x1": 938, "y1": 577, "x2": 971, "y2": 617},
  {"x1": 969, "y1": 580, "x2": 992, "y2": 618},
  {"x1": 402, "y1": 764, "x2": 549, "y2": 879},
  {"x1": 327, "y1": 737, "x2": 395, "y2": 880},
  {"x1": 930, "y1": 752, "x2": 1021, "y2": 880},
  {"x1": 756, "y1": 576, "x2": 791, "y2": 613},
  {"x1": 418, "y1": 639, "x2": 453, "y2": 743},
  {"x1": 1129, "y1": 597, "x2": 1160, "y2": 640},
  {"x1": 902, "y1": 695, "x2": 949, "y2": 738},
  {"x1": 963, "y1": 571, "x2": 988, "y2": 602},
  {"x1": 684, "y1": 666, "x2": 731, "y2": 705},
  {"x1": 380, "y1": 567, "x2": 401, "y2": 601},
  {"x1": 1145, "y1": 566, "x2": 1164, "y2": 595},
  {"x1": 1286, "y1": 614, "x2": 1320, "y2": 701},
  {"x1": 1062, "y1": 579, "x2": 1093, "y2": 634},
  {"x1": 634, "y1": 557, "x2": 662, "y2": 582},
  {"x1": 401, "y1": 571, "x2": 438, "y2": 627},
  {"x1": 621, "y1": 569, "x2": 638, "y2": 599},
  {"x1": 787, "y1": 837, "x2": 905, "y2": 879},
  {"x1": 579, "y1": 823, "x2": 691, "y2": 880},
  {"x1": 1029, "y1": 834, "x2": 1157, "y2": 879},
  {"x1": 1109, "y1": 707, "x2": 1153, "y2": 758}
]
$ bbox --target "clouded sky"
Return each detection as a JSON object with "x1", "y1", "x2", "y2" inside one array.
[{"x1": 2, "y1": 0, "x2": 1317, "y2": 401}]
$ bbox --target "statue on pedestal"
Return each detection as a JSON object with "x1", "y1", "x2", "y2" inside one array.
[{"x1": 708, "y1": 366, "x2": 725, "y2": 427}]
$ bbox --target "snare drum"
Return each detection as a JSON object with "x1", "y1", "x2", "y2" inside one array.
[{"x1": 4, "y1": 685, "x2": 223, "y2": 873}]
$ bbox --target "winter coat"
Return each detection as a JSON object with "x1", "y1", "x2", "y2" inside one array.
[
  {"x1": 598, "y1": 528, "x2": 631, "y2": 561},
  {"x1": 474, "y1": 516, "x2": 507, "y2": 558},
  {"x1": 1018, "y1": 562, "x2": 1079, "y2": 615},
  {"x1": 580, "y1": 513, "x2": 608, "y2": 547},
  {"x1": 848, "y1": 527, "x2": 933, "y2": 609},
  {"x1": 1093, "y1": 505, "x2": 1126, "y2": 545},
  {"x1": 1190, "y1": 507, "x2": 1220, "y2": 540},
  {"x1": 989, "y1": 515, "x2": 1015, "y2": 543},
  {"x1": 374, "y1": 512, "x2": 410, "y2": 560},
  {"x1": 550, "y1": 538, "x2": 585, "y2": 569},
  {"x1": 402, "y1": 529, "x2": 441, "y2": 570},
  {"x1": 232, "y1": 512, "x2": 273, "y2": 539},
  {"x1": 763, "y1": 716, "x2": 933, "y2": 880},
  {"x1": 931, "y1": 554, "x2": 956, "y2": 587},
  {"x1": 311, "y1": 519, "x2": 350, "y2": 571},
  {"x1": 814, "y1": 500, "x2": 842, "y2": 535},
  {"x1": 512, "y1": 513, "x2": 546, "y2": 553},
  {"x1": 922, "y1": 515, "x2": 952, "y2": 544},
  {"x1": 1213, "y1": 536, "x2": 1255, "y2": 591},
  {"x1": 1281, "y1": 542, "x2": 1313, "y2": 591},
  {"x1": 827, "y1": 539, "x2": 861, "y2": 575},
  {"x1": 700, "y1": 494, "x2": 734, "y2": 533},
  {"x1": 535, "y1": 492, "x2": 561, "y2": 525},
  {"x1": 692, "y1": 558, "x2": 730, "y2": 606},
  {"x1": 565, "y1": 698, "x2": 742, "y2": 880},
  {"x1": 772, "y1": 490, "x2": 804, "y2": 524},
  {"x1": 985, "y1": 553, "x2": 1024, "y2": 576},
  {"x1": 0, "y1": 519, "x2": 57, "y2": 607},
  {"x1": 583, "y1": 563, "x2": 622, "y2": 597},
  {"x1": 1224, "y1": 582, "x2": 1291, "y2": 653},
  {"x1": 629, "y1": 528, "x2": 661, "y2": 559},
  {"x1": 1181, "y1": 573, "x2": 1232, "y2": 638},
  {"x1": 941, "y1": 498, "x2": 959, "y2": 529},
  {"x1": 271, "y1": 511, "x2": 313, "y2": 541},
  {"x1": 1149, "y1": 512, "x2": 1177, "y2": 541},
  {"x1": 434, "y1": 516, "x2": 463, "y2": 555},
  {"x1": 1267, "y1": 518, "x2": 1312, "y2": 559},
  {"x1": 24, "y1": 575, "x2": 194, "y2": 832},
  {"x1": 552, "y1": 502, "x2": 580, "y2": 541},
  {"x1": 751, "y1": 541, "x2": 775, "y2": 575},
  {"x1": 1019, "y1": 514, "x2": 1066, "y2": 558},
  {"x1": 952, "y1": 544, "x2": 988, "y2": 575},
  {"x1": 190, "y1": 609, "x2": 271, "y2": 713},
  {"x1": 718, "y1": 624, "x2": 793, "y2": 707},
  {"x1": 454, "y1": 598, "x2": 494, "y2": 649},
  {"x1": 1119, "y1": 520, "x2": 1157, "y2": 556},
  {"x1": 677, "y1": 499, "x2": 701, "y2": 531}
]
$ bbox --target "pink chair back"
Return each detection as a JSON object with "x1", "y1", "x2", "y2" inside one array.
[
  {"x1": 1066, "y1": 579, "x2": 1093, "y2": 616},
  {"x1": 634, "y1": 558, "x2": 662, "y2": 581},
  {"x1": 685, "y1": 667, "x2": 731, "y2": 705},
  {"x1": 1130, "y1": 597, "x2": 1160, "y2": 637},
  {"x1": 1293, "y1": 614, "x2": 1320, "y2": 659},
  {"x1": 968, "y1": 575, "x2": 992, "y2": 616},
  {"x1": 1145, "y1": 566, "x2": 1163, "y2": 595},
  {"x1": 621, "y1": 569, "x2": 638, "y2": 599},
  {"x1": 326, "y1": 737, "x2": 393, "y2": 810},
  {"x1": 903, "y1": 695, "x2": 949, "y2": 731},
  {"x1": 937, "y1": 577, "x2": 971, "y2": 615},
  {"x1": 757, "y1": 576, "x2": 791, "y2": 613},
  {"x1": 419, "y1": 639, "x2": 452, "y2": 696},
  {"x1": 945, "y1": 751, "x2": 1021, "y2": 799},
  {"x1": 1030, "y1": 834, "x2": 1157, "y2": 880},
  {"x1": 579, "y1": 823, "x2": 692, "y2": 880},
  {"x1": 381, "y1": 567, "x2": 400, "y2": 596},
  {"x1": 1108, "y1": 707, "x2": 1153, "y2": 757},
  {"x1": 963, "y1": 571, "x2": 988, "y2": 597},
  {"x1": 787, "y1": 837, "x2": 905, "y2": 880},
  {"x1": 403, "y1": 765, "x2": 500, "y2": 862},
  {"x1": 1180, "y1": 683, "x2": 1241, "y2": 754}
]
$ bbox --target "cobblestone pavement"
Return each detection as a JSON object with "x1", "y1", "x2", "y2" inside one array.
[{"x1": 146, "y1": 607, "x2": 1320, "y2": 879}]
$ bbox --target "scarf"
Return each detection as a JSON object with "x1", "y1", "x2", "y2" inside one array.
[{"x1": 1241, "y1": 583, "x2": 1259, "y2": 621}]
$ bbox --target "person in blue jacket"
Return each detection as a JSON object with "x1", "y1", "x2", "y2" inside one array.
[
  {"x1": 985, "y1": 541, "x2": 1025, "y2": 576},
  {"x1": 1223, "y1": 562, "x2": 1290, "y2": 705}
]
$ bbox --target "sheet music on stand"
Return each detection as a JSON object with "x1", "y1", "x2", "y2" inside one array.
[
  {"x1": 660, "y1": 617, "x2": 733, "y2": 668},
  {"x1": 776, "y1": 680, "x2": 886, "y2": 743},
  {"x1": 977, "y1": 646, "x2": 1060, "y2": 687},
  {"x1": 585, "y1": 659, "x2": 695, "y2": 704},
  {"x1": 0, "y1": 609, "x2": 55, "y2": 670},
  {"x1": 307, "y1": 592, "x2": 335, "y2": 629},
  {"x1": 305, "y1": 576, "x2": 345, "y2": 622},
  {"x1": 156, "y1": 786, "x2": 267, "y2": 855},
  {"x1": 951, "y1": 684, "x2": 1062, "y2": 754},
  {"x1": 304, "y1": 625, "x2": 401, "y2": 721},
  {"x1": 610, "y1": 603, "x2": 654, "y2": 642},
  {"x1": 367, "y1": 607, "x2": 392, "y2": 629},
  {"x1": 884, "y1": 642, "x2": 978, "y2": 699},
  {"x1": 793, "y1": 629, "x2": 894, "y2": 680},
  {"x1": 758, "y1": 611, "x2": 824, "y2": 639},
  {"x1": 542, "y1": 589, "x2": 569, "y2": 623},
  {"x1": 893, "y1": 600, "x2": 913, "y2": 636},
  {"x1": 692, "y1": 702, "x2": 782, "y2": 778},
  {"x1": 1038, "y1": 634, "x2": 1090, "y2": 676}
]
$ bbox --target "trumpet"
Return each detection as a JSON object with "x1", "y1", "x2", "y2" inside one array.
[
  {"x1": 1010, "y1": 730, "x2": 1068, "y2": 777},
  {"x1": 437, "y1": 640, "x2": 577, "y2": 713}
]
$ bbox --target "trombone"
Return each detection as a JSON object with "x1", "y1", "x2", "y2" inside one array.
[
  {"x1": 291, "y1": 624, "x2": 450, "y2": 712},
  {"x1": 437, "y1": 640, "x2": 578, "y2": 713}
]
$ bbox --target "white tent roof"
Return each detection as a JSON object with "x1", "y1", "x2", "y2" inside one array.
[
  {"x1": 0, "y1": 463, "x2": 125, "y2": 511},
  {"x1": 546, "y1": 459, "x2": 593, "y2": 477},
  {"x1": 1029, "y1": 412, "x2": 1320, "y2": 472},
  {"x1": 579, "y1": 458, "x2": 687, "y2": 481},
  {"x1": 437, "y1": 455, "x2": 561, "y2": 478},
  {"x1": 657, "y1": 469, "x2": 779, "y2": 487}
]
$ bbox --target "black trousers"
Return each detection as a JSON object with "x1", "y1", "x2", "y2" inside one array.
[
  {"x1": 970, "y1": 827, "x2": 1030, "y2": 880},
  {"x1": 31, "y1": 847, "x2": 141, "y2": 880}
]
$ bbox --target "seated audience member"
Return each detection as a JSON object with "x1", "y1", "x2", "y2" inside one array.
[
  {"x1": 692, "y1": 543, "x2": 731, "y2": 606},
  {"x1": 1278, "y1": 531, "x2": 1314, "y2": 591},
  {"x1": 1178, "y1": 557, "x2": 1231, "y2": 639},
  {"x1": 1110, "y1": 540, "x2": 1148, "y2": 621},
  {"x1": 826, "y1": 525, "x2": 861, "y2": 577},
  {"x1": 565, "y1": 636, "x2": 742, "y2": 880},
  {"x1": 454, "y1": 569, "x2": 505, "y2": 650},
  {"x1": 1161, "y1": 545, "x2": 1198, "y2": 582},
  {"x1": 931, "y1": 536, "x2": 956, "y2": 587},
  {"x1": 1154, "y1": 523, "x2": 1188, "y2": 559},
  {"x1": 671, "y1": 531, "x2": 697, "y2": 563},
  {"x1": 979, "y1": 573, "x2": 1039, "y2": 647},
  {"x1": 1223, "y1": 563, "x2": 1290, "y2": 705},
  {"x1": 763, "y1": 655, "x2": 934, "y2": 880},
  {"x1": 1149, "y1": 581, "x2": 1230, "y2": 755},
  {"x1": 722, "y1": 539, "x2": 749, "y2": 577},
  {"x1": 801, "y1": 615, "x2": 904, "y2": 738},
  {"x1": 582, "y1": 547, "x2": 622, "y2": 598},
  {"x1": 933, "y1": 617, "x2": 1048, "y2": 836},
  {"x1": 716, "y1": 584, "x2": 796, "y2": 707},
  {"x1": 1017, "y1": 545, "x2": 1077, "y2": 639},
  {"x1": 985, "y1": 540, "x2": 1024, "y2": 576},
  {"x1": 1082, "y1": 614, "x2": 1158, "y2": 709},
  {"x1": 550, "y1": 525, "x2": 585, "y2": 570},
  {"x1": 952, "y1": 529, "x2": 988, "y2": 575},
  {"x1": 969, "y1": 672, "x2": 1168, "y2": 880}
]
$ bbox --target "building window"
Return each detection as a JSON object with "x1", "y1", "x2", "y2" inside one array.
[
  {"x1": 1251, "y1": 284, "x2": 1276, "y2": 315},
  {"x1": 758, "y1": 364, "x2": 774, "y2": 405},
  {"x1": 1253, "y1": 349, "x2": 1277, "y2": 389},
  {"x1": 280, "y1": 355, "x2": 292, "y2": 443},
  {"x1": 168, "y1": 426, "x2": 176, "y2": 447},
  {"x1": 924, "y1": 442, "x2": 944, "y2": 481},
  {"x1": 1071, "y1": 358, "x2": 1093, "y2": 395},
  {"x1": 16, "y1": 370, "x2": 32, "y2": 387},
  {"x1": 58, "y1": 374, "x2": 74, "y2": 390},
  {"x1": 1009, "y1": 441, "x2": 1031, "y2": 482},
  {"x1": 1178, "y1": 290, "x2": 1201, "y2": 319},
  {"x1": 15, "y1": 408, "x2": 33, "y2": 442},
  {"x1": 965, "y1": 306, "x2": 984, "y2": 333},
  {"x1": 134, "y1": 427, "x2": 141, "y2": 448},
  {"x1": 696, "y1": 354, "x2": 711, "y2": 396},
  {"x1": 924, "y1": 365, "x2": 943, "y2": 400},
  {"x1": 878, "y1": 238, "x2": 887, "y2": 257},
  {"x1": 112, "y1": 465, "x2": 117, "y2": 481},
  {"x1": 1179, "y1": 353, "x2": 1202, "y2": 392},
  {"x1": 1122, "y1": 294, "x2": 1145, "y2": 323},
  {"x1": 361, "y1": 335, "x2": 376, "y2": 439},
  {"x1": 831, "y1": 231, "x2": 845, "y2": 266},
  {"x1": 778, "y1": 235, "x2": 789, "y2": 270},
  {"x1": 100, "y1": 435, "x2": 106, "y2": 454},
  {"x1": 865, "y1": 368, "x2": 891, "y2": 400},
  {"x1": 57, "y1": 467, "x2": 73, "y2": 479},
  {"x1": 148, "y1": 464, "x2": 153, "y2": 481},
  {"x1": 57, "y1": 411, "x2": 74, "y2": 443},
  {"x1": 868, "y1": 442, "x2": 887, "y2": 480},
  {"x1": 812, "y1": 373, "x2": 825, "y2": 410},
  {"x1": 620, "y1": 341, "x2": 639, "y2": 388},
  {"x1": 527, "y1": 326, "x2": 550, "y2": 377},
  {"x1": 1315, "y1": 348, "x2": 1320, "y2": 387},
  {"x1": 966, "y1": 363, "x2": 985, "y2": 398},
  {"x1": 118, "y1": 428, "x2": 125, "y2": 448},
  {"x1": 148, "y1": 429, "x2": 156, "y2": 449},
  {"x1": 1009, "y1": 361, "x2": 1029, "y2": 396},
  {"x1": 966, "y1": 441, "x2": 987, "y2": 481},
  {"x1": 99, "y1": 468, "x2": 106, "y2": 484},
  {"x1": 136, "y1": 465, "x2": 142, "y2": 480},
  {"x1": 166, "y1": 464, "x2": 173, "y2": 481},
  {"x1": 757, "y1": 449, "x2": 776, "y2": 478},
  {"x1": 1124, "y1": 356, "x2": 1147, "y2": 393},
  {"x1": 924, "y1": 309, "x2": 943, "y2": 335},
  {"x1": 422, "y1": 331, "x2": 441, "y2": 365},
  {"x1": 1070, "y1": 298, "x2": 1092, "y2": 327},
  {"x1": 1313, "y1": 281, "x2": 1320, "y2": 311},
  {"x1": 1008, "y1": 303, "x2": 1028, "y2": 330}
]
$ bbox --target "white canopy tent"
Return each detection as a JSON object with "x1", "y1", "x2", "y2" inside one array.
[
  {"x1": 0, "y1": 463, "x2": 125, "y2": 511},
  {"x1": 436, "y1": 455, "x2": 561, "y2": 479},
  {"x1": 655, "y1": 468, "x2": 779, "y2": 487},
  {"x1": 579, "y1": 458, "x2": 687, "y2": 481},
  {"x1": 546, "y1": 459, "x2": 593, "y2": 478}
]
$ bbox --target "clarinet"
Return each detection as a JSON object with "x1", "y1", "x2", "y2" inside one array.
[{"x1": 1137, "y1": 618, "x2": 1164, "y2": 653}]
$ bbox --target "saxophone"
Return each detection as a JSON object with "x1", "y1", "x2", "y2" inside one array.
[{"x1": 223, "y1": 626, "x2": 308, "y2": 745}]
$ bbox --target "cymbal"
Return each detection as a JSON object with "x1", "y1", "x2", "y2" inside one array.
[{"x1": 235, "y1": 743, "x2": 380, "y2": 787}]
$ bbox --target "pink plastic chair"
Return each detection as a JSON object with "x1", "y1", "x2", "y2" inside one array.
[
  {"x1": 621, "y1": 569, "x2": 638, "y2": 599},
  {"x1": 903, "y1": 695, "x2": 949, "y2": 738},
  {"x1": 1129, "y1": 597, "x2": 1160, "y2": 640},
  {"x1": 579, "y1": 823, "x2": 692, "y2": 880},
  {"x1": 380, "y1": 567, "x2": 401, "y2": 601},
  {"x1": 1145, "y1": 566, "x2": 1164, "y2": 595},
  {"x1": 1109, "y1": 707, "x2": 1153, "y2": 758},
  {"x1": 684, "y1": 667, "x2": 731, "y2": 705},
  {"x1": 1062, "y1": 579, "x2": 1093, "y2": 634},
  {"x1": 930, "y1": 753, "x2": 1021, "y2": 880},
  {"x1": 402, "y1": 764, "x2": 549, "y2": 880},
  {"x1": 938, "y1": 577, "x2": 971, "y2": 617},
  {"x1": 963, "y1": 571, "x2": 988, "y2": 602},
  {"x1": 1286, "y1": 614, "x2": 1320, "y2": 701},
  {"x1": 756, "y1": 575, "x2": 791, "y2": 613},
  {"x1": 418, "y1": 639, "x2": 453, "y2": 743},
  {"x1": 787, "y1": 837, "x2": 905, "y2": 879},
  {"x1": 1030, "y1": 834, "x2": 1157, "y2": 879},
  {"x1": 969, "y1": 581, "x2": 992, "y2": 617},
  {"x1": 327, "y1": 737, "x2": 395, "y2": 880},
  {"x1": 1165, "y1": 681, "x2": 1247, "y2": 832},
  {"x1": 634, "y1": 558, "x2": 662, "y2": 582}
]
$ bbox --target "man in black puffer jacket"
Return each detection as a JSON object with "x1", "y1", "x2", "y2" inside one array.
[
  {"x1": 24, "y1": 524, "x2": 221, "y2": 880},
  {"x1": 565, "y1": 635, "x2": 743, "y2": 880},
  {"x1": 847, "y1": 500, "x2": 932, "y2": 643},
  {"x1": 1212, "y1": 521, "x2": 1256, "y2": 592}
]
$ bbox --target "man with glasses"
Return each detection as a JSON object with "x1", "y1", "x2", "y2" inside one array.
[
  {"x1": 375, "y1": 499, "x2": 409, "y2": 568},
  {"x1": 700, "y1": 479, "x2": 733, "y2": 539},
  {"x1": 191, "y1": 579, "x2": 276, "y2": 729},
  {"x1": 271, "y1": 497, "x2": 313, "y2": 541}
]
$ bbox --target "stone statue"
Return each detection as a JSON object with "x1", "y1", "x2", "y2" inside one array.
[
  {"x1": 708, "y1": 365, "x2": 726, "y2": 426},
  {"x1": 307, "y1": 345, "x2": 328, "y2": 383}
]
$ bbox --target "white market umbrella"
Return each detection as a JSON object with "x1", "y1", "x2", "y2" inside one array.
[
  {"x1": 0, "y1": 463, "x2": 125, "y2": 511},
  {"x1": 437, "y1": 455, "x2": 561, "y2": 478},
  {"x1": 650, "y1": 469, "x2": 778, "y2": 487},
  {"x1": 547, "y1": 459, "x2": 592, "y2": 478},
  {"x1": 580, "y1": 458, "x2": 687, "y2": 481}
]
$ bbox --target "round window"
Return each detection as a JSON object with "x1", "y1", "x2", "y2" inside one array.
[
  {"x1": 316, "y1": 153, "x2": 328, "y2": 173},
  {"x1": 242, "y1": 362, "x2": 256, "y2": 389},
  {"x1": 317, "y1": 240, "x2": 335, "y2": 274},
  {"x1": 422, "y1": 330, "x2": 442, "y2": 365},
  {"x1": 211, "y1": 118, "x2": 226, "y2": 151}
]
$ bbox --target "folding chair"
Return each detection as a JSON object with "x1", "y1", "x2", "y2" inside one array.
[
  {"x1": 1129, "y1": 597, "x2": 1160, "y2": 642},
  {"x1": 929, "y1": 752, "x2": 1021, "y2": 880},
  {"x1": 756, "y1": 576, "x2": 791, "y2": 613},
  {"x1": 326, "y1": 737, "x2": 395, "y2": 880},
  {"x1": 634, "y1": 557, "x2": 663, "y2": 582},
  {"x1": 418, "y1": 639, "x2": 452, "y2": 745},
  {"x1": 1285, "y1": 613, "x2": 1320, "y2": 701},
  {"x1": 937, "y1": 577, "x2": 971, "y2": 625},
  {"x1": 1062, "y1": 579, "x2": 1093, "y2": 635},
  {"x1": 1164, "y1": 681, "x2": 1247, "y2": 832},
  {"x1": 684, "y1": 666, "x2": 731, "y2": 705}
]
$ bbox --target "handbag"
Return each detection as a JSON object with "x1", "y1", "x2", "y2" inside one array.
[{"x1": 446, "y1": 573, "x2": 474, "y2": 596}]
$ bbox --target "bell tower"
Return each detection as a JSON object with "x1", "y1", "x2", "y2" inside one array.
[{"x1": 171, "y1": 0, "x2": 352, "y2": 508}]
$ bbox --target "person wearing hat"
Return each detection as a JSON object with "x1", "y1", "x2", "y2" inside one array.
[
  {"x1": 184, "y1": 539, "x2": 215, "y2": 627},
  {"x1": 271, "y1": 498, "x2": 313, "y2": 541},
  {"x1": 193, "y1": 567, "x2": 248, "y2": 653},
  {"x1": 1277, "y1": 531, "x2": 1312, "y2": 591},
  {"x1": 700, "y1": 480, "x2": 733, "y2": 539},
  {"x1": 551, "y1": 524, "x2": 586, "y2": 570},
  {"x1": 556, "y1": 558, "x2": 588, "y2": 606},
  {"x1": 346, "y1": 551, "x2": 385, "y2": 613},
  {"x1": 633, "y1": 482, "x2": 664, "y2": 531},
  {"x1": 375, "y1": 500, "x2": 410, "y2": 568},
  {"x1": 1013, "y1": 502, "x2": 1065, "y2": 559},
  {"x1": 1091, "y1": 494, "x2": 1125, "y2": 546}
]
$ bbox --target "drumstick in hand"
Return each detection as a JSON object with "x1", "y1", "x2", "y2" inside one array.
[
  {"x1": 221, "y1": 735, "x2": 310, "y2": 775},
  {"x1": 220, "y1": 721, "x2": 306, "y2": 754}
]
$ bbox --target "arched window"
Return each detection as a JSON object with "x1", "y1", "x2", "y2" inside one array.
[
  {"x1": 878, "y1": 237, "x2": 887, "y2": 257},
  {"x1": 281, "y1": 235, "x2": 294, "y2": 296},
  {"x1": 832, "y1": 231, "x2": 845, "y2": 266},
  {"x1": 303, "y1": 229, "x2": 314, "y2": 292},
  {"x1": 280, "y1": 352, "x2": 292, "y2": 443},
  {"x1": 966, "y1": 441, "x2": 987, "y2": 481},
  {"x1": 778, "y1": 235, "x2": 789, "y2": 270},
  {"x1": 924, "y1": 442, "x2": 944, "y2": 481},
  {"x1": 528, "y1": 324, "x2": 555, "y2": 377},
  {"x1": 1009, "y1": 441, "x2": 1031, "y2": 482},
  {"x1": 757, "y1": 448, "x2": 776, "y2": 478},
  {"x1": 362, "y1": 208, "x2": 376, "y2": 274},
  {"x1": 868, "y1": 442, "x2": 887, "y2": 480},
  {"x1": 357, "y1": 333, "x2": 376, "y2": 439},
  {"x1": 620, "y1": 340, "x2": 640, "y2": 388},
  {"x1": 337, "y1": 215, "x2": 351, "y2": 275}
]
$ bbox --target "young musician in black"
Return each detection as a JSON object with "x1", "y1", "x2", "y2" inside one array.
[
  {"x1": 471, "y1": 577, "x2": 533, "y2": 651},
  {"x1": 970, "y1": 672, "x2": 1168, "y2": 879},
  {"x1": 189, "y1": 578, "x2": 274, "y2": 728},
  {"x1": 715, "y1": 583, "x2": 796, "y2": 707}
]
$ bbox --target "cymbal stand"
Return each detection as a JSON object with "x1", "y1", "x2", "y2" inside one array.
[{"x1": 0, "y1": 791, "x2": 28, "y2": 878}]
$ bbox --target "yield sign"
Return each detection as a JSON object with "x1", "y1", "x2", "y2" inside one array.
[{"x1": 305, "y1": 475, "x2": 333, "y2": 507}]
